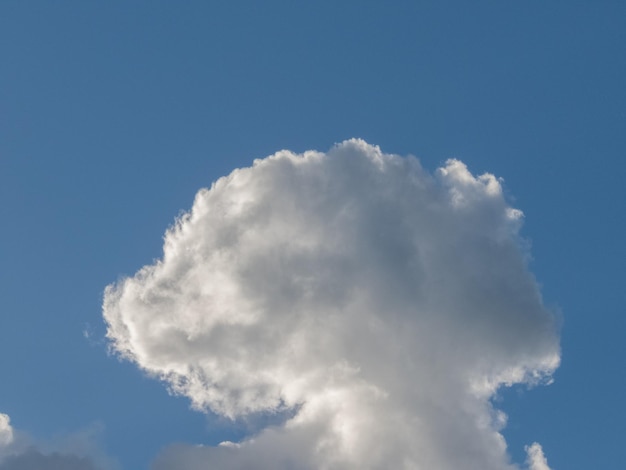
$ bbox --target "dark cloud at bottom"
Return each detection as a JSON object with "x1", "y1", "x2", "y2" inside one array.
[{"x1": 0, "y1": 450, "x2": 99, "y2": 470}]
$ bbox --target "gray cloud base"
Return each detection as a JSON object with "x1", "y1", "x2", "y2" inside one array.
[
  {"x1": 0, "y1": 450, "x2": 99, "y2": 470},
  {"x1": 0, "y1": 414, "x2": 117, "y2": 470},
  {"x1": 103, "y1": 140, "x2": 560, "y2": 469}
]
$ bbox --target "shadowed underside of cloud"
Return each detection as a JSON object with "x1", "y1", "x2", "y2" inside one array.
[
  {"x1": 0, "y1": 450, "x2": 99, "y2": 470},
  {"x1": 103, "y1": 139, "x2": 560, "y2": 470},
  {"x1": 0, "y1": 413, "x2": 114, "y2": 470}
]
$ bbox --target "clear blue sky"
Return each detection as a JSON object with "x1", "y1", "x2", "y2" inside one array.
[{"x1": 1, "y1": 1, "x2": 624, "y2": 469}]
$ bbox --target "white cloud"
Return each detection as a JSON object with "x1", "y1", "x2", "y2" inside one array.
[
  {"x1": 526, "y1": 443, "x2": 551, "y2": 470},
  {"x1": 0, "y1": 415, "x2": 13, "y2": 451},
  {"x1": 103, "y1": 139, "x2": 560, "y2": 469}
]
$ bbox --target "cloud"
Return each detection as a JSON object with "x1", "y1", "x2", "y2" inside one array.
[
  {"x1": 0, "y1": 450, "x2": 99, "y2": 470},
  {"x1": 525, "y1": 443, "x2": 551, "y2": 470},
  {"x1": 0, "y1": 415, "x2": 13, "y2": 448},
  {"x1": 0, "y1": 413, "x2": 115, "y2": 470},
  {"x1": 103, "y1": 139, "x2": 560, "y2": 469}
]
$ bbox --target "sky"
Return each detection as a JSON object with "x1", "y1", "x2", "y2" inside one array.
[{"x1": 1, "y1": 1, "x2": 625, "y2": 469}]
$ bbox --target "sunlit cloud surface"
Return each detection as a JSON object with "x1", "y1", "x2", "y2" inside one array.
[{"x1": 104, "y1": 140, "x2": 559, "y2": 469}]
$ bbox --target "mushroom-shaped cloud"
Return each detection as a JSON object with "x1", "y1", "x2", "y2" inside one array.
[{"x1": 104, "y1": 140, "x2": 560, "y2": 470}]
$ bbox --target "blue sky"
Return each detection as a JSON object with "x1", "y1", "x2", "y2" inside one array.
[{"x1": 1, "y1": 1, "x2": 625, "y2": 469}]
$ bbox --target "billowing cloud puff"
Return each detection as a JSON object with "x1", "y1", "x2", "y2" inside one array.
[
  {"x1": 525, "y1": 443, "x2": 551, "y2": 470},
  {"x1": 0, "y1": 415, "x2": 13, "y2": 450},
  {"x1": 103, "y1": 140, "x2": 560, "y2": 469}
]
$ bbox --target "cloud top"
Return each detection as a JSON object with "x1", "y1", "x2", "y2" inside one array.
[
  {"x1": 104, "y1": 139, "x2": 560, "y2": 469},
  {"x1": 526, "y1": 443, "x2": 551, "y2": 470},
  {"x1": 0, "y1": 415, "x2": 13, "y2": 448}
]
